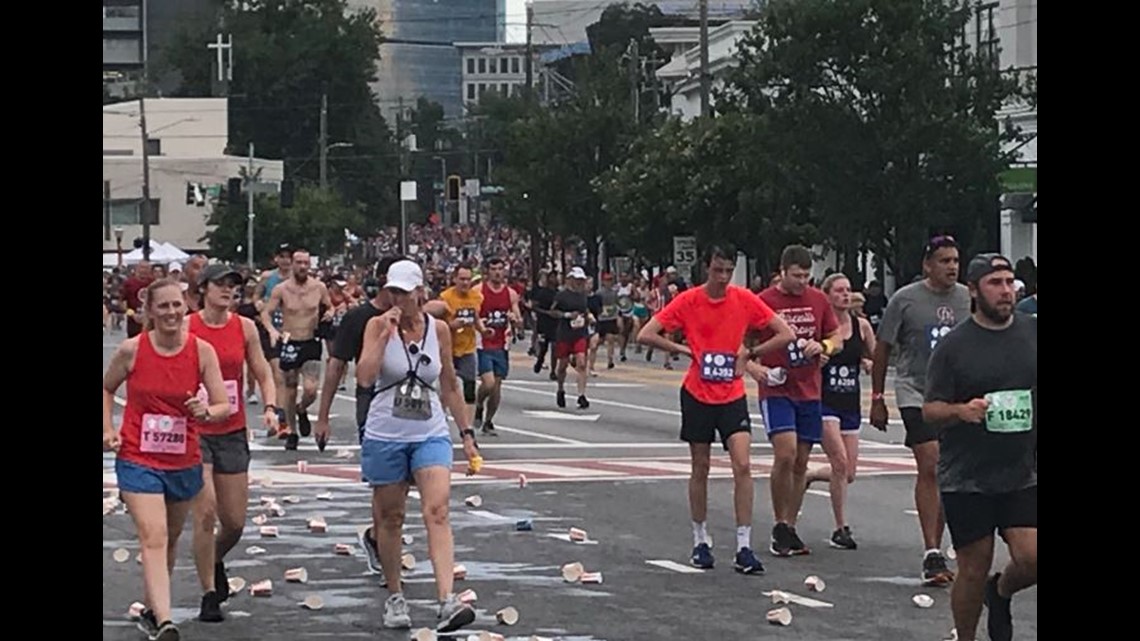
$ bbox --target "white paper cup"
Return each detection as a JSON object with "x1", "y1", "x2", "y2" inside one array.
[
  {"x1": 464, "y1": 495, "x2": 483, "y2": 508},
  {"x1": 569, "y1": 527, "x2": 588, "y2": 542},
  {"x1": 259, "y1": 526, "x2": 279, "y2": 538},
  {"x1": 804, "y1": 575, "x2": 826, "y2": 592},
  {"x1": 300, "y1": 595, "x2": 323, "y2": 610},
  {"x1": 401, "y1": 552, "x2": 416, "y2": 571},
  {"x1": 561, "y1": 562, "x2": 584, "y2": 582},
  {"x1": 495, "y1": 606, "x2": 519, "y2": 625},
  {"x1": 316, "y1": 491, "x2": 334, "y2": 501},
  {"x1": 457, "y1": 588, "x2": 478, "y2": 604},
  {"x1": 766, "y1": 607, "x2": 793, "y2": 626},
  {"x1": 453, "y1": 564, "x2": 467, "y2": 580},
  {"x1": 913, "y1": 594, "x2": 935, "y2": 608},
  {"x1": 284, "y1": 567, "x2": 309, "y2": 583},
  {"x1": 296, "y1": 461, "x2": 309, "y2": 473},
  {"x1": 334, "y1": 543, "x2": 353, "y2": 556},
  {"x1": 250, "y1": 579, "x2": 273, "y2": 596},
  {"x1": 227, "y1": 577, "x2": 246, "y2": 594},
  {"x1": 112, "y1": 548, "x2": 130, "y2": 563},
  {"x1": 579, "y1": 571, "x2": 603, "y2": 584},
  {"x1": 127, "y1": 602, "x2": 146, "y2": 620}
]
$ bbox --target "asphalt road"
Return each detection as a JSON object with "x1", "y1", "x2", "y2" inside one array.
[{"x1": 102, "y1": 332, "x2": 1037, "y2": 640}]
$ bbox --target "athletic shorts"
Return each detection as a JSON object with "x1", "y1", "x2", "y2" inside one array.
[
  {"x1": 453, "y1": 353, "x2": 478, "y2": 383},
  {"x1": 280, "y1": 338, "x2": 322, "y2": 372},
  {"x1": 597, "y1": 319, "x2": 619, "y2": 337},
  {"x1": 555, "y1": 338, "x2": 589, "y2": 360},
  {"x1": 200, "y1": 430, "x2": 251, "y2": 474},
  {"x1": 361, "y1": 436, "x2": 453, "y2": 487},
  {"x1": 477, "y1": 349, "x2": 509, "y2": 378},
  {"x1": 761, "y1": 397, "x2": 823, "y2": 444},
  {"x1": 822, "y1": 405, "x2": 862, "y2": 432},
  {"x1": 901, "y1": 407, "x2": 938, "y2": 447},
  {"x1": 942, "y1": 485, "x2": 1037, "y2": 549},
  {"x1": 115, "y1": 459, "x2": 203, "y2": 503},
  {"x1": 680, "y1": 387, "x2": 751, "y2": 450}
]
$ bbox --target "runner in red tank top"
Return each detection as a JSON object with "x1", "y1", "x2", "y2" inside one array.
[
  {"x1": 187, "y1": 264, "x2": 279, "y2": 622},
  {"x1": 473, "y1": 257, "x2": 522, "y2": 436},
  {"x1": 103, "y1": 279, "x2": 231, "y2": 640}
]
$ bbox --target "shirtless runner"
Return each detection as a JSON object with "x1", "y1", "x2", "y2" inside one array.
[{"x1": 260, "y1": 250, "x2": 333, "y2": 450}]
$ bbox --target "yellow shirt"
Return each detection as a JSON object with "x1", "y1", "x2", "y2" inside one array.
[{"x1": 439, "y1": 286, "x2": 484, "y2": 356}]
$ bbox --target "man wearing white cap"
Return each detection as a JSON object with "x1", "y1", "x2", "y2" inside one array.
[{"x1": 551, "y1": 267, "x2": 594, "y2": 409}]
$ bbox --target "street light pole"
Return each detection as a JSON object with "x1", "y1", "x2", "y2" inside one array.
[
  {"x1": 247, "y1": 142, "x2": 255, "y2": 269},
  {"x1": 433, "y1": 156, "x2": 446, "y2": 222}
]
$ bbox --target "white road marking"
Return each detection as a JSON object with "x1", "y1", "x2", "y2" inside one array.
[
  {"x1": 466, "y1": 510, "x2": 511, "y2": 521},
  {"x1": 489, "y1": 424, "x2": 589, "y2": 444},
  {"x1": 510, "y1": 380, "x2": 646, "y2": 389},
  {"x1": 547, "y1": 533, "x2": 600, "y2": 545},
  {"x1": 521, "y1": 410, "x2": 601, "y2": 422},
  {"x1": 645, "y1": 559, "x2": 706, "y2": 574},
  {"x1": 763, "y1": 590, "x2": 834, "y2": 608},
  {"x1": 599, "y1": 460, "x2": 695, "y2": 474},
  {"x1": 506, "y1": 463, "x2": 606, "y2": 478},
  {"x1": 805, "y1": 489, "x2": 832, "y2": 498}
]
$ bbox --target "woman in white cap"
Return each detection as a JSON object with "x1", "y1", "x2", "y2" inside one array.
[
  {"x1": 552, "y1": 266, "x2": 594, "y2": 408},
  {"x1": 357, "y1": 259, "x2": 482, "y2": 633}
]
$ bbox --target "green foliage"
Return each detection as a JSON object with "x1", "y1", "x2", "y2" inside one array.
[
  {"x1": 203, "y1": 185, "x2": 363, "y2": 265},
  {"x1": 161, "y1": 0, "x2": 399, "y2": 229}
]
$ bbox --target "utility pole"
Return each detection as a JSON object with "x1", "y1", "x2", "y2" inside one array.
[
  {"x1": 318, "y1": 93, "x2": 329, "y2": 189},
  {"x1": 628, "y1": 38, "x2": 640, "y2": 124},
  {"x1": 525, "y1": 3, "x2": 534, "y2": 99},
  {"x1": 699, "y1": 0, "x2": 710, "y2": 117},
  {"x1": 139, "y1": 95, "x2": 154, "y2": 261},
  {"x1": 247, "y1": 142, "x2": 255, "y2": 269}
]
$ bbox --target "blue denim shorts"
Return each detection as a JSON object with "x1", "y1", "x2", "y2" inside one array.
[
  {"x1": 361, "y1": 436, "x2": 453, "y2": 486},
  {"x1": 115, "y1": 458, "x2": 203, "y2": 502}
]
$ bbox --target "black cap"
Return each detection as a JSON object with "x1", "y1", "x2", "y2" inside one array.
[
  {"x1": 276, "y1": 242, "x2": 293, "y2": 256},
  {"x1": 198, "y1": 263, "x2": 243, "y2": 286},
  {"x1": 966, "y1": 253, "x2": 1014, "y2": 284}
]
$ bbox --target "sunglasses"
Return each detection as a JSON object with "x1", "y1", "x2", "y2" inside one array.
[{"x1": 924, "y1": 235, "x2": 958, "y2": 257}]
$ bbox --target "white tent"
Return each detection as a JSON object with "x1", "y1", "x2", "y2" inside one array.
[{"x1": 119, "y1": 241, "x2": 191, "y2": 265}]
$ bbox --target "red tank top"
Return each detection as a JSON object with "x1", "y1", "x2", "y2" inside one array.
[
  {"x1": 189, "y1": 312, "x2": 246, "y2": 435},
  {"x1": 479, "y1": 283, "x2": 512, "y2": 350},
  {"x1": 118, "y1": 332, "x2": 203, "y2": 470}
]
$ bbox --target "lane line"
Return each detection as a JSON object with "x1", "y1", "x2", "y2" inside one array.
[
  {"x1": 805, "y1": 489, "x2": 832, "y2": 498},
  {"x1": 763, "y1": 590, "x2": 834, "y2": 609},
  {"x1": 645, "y1": 559, "x2": 706, "y2": 574}
]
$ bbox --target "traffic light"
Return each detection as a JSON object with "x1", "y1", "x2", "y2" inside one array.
[
  {"x1": 186, "y1": 182, "x2": 196, "y2": 205},
  {"x1": 447, "y1": 175, "x2": 461, "y2": 201},
  {"x1": 280, "y1": 179, "x2": 295, "y2": 208},
  {"x1": 227, "y1": 178, "x2": 243, "y2": 205}
]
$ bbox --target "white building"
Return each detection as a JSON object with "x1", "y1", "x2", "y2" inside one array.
[
  {"x1": 995, "y1": 0, "x2": 1037, "y2": 264},
  {"x1": 651, "y1": 21, "x2": 756, "y2": 121},
  {"x1": 102, "y1": 98, "x2": 283, "y2": 258},
  {"x1": 456, "y1": 42, "x2": 532, "y2": 109}
]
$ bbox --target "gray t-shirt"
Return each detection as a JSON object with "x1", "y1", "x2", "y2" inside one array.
[
  {"x1": 877, "y1": 281, "x2": 971, "y2": 407},
  {"x1": 925, "y1": 315, "x2": 1037, "y2": 494},
  {"x1": 597, "y1": 286, "x2": 619, "y2": 321}
]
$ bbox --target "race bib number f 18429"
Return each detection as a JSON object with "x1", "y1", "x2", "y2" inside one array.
[{"x1": 984, "y1": 389, "x2": 1033, "y2": 433}]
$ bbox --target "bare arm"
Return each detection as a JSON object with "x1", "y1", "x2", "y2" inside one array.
[
  {"x1": 746, "y1": 314, "x2": 795, "y2": 359},
  {"x1": 259, "y1": 286, "x2": 283, "y2": 340},
  {"x1": 923, "y1": 401, "x2": 962, "y2": 426},
  {"x1": 509, "y1": 289, "x2": 524, "y2": 329},
  {"x1": 196, "y1": 340, "x2": 232, "y2": 420},
  {"x1": 319, "y1": 282, "x2": 334, "y2": 321},
  {"x1": 637, "y1": 316, "x2": 691, "y2": 356},
  {"x1": 103, "y1": 339, "x2": 138, "y2": 434},
  {"x1": 424, "y1": 300, "x2": 450, "y2": 319},
  {"x1": 242, "y1": 317, "x2": 277, "y2": 408},
  {"x1": 356, "y1": 312, "x2": 397, "y2": 389},
  {"x1": 871, "y1": 340, "x2": 892, "y2": 396}
]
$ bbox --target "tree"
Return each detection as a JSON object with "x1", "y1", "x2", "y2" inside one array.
[
  {"x1": 203, "y1": 185, "x2": 363, "y2": 264},
  {"x1": 160, "y1": 0, "x2": 399, "y2": 229},
  {"x1": 721, "y1": 0, "x2": 1029, "y2": 282}
]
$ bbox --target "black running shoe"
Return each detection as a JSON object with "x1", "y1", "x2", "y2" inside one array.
[
  {"x1": 474, "y1": 405, "x2": 483, "y2": 423},
  {"x1": 577, "y1": 395, "x2": 589, "y2": 409},
  {"x1": 984, "y1": 573, "x2": 1013, "y2": 641},
  {"x1": 152, "y1": 620, "x2": 180, "y2": 641},
  {"x1": 829, "y1": 526, "x2": 857, "y2": 550},
  {"x1": 556, "y1": 390, "x2": 566, "y2": 408},
  {"x1": 199, "y1": 591, "x2": 224, "y2": 622},
  {"x1": 922, "y1": 550, "x2": 955, "y2": 586},
  {"x1": 298, "y1": 411, "x2": 312, "y2": 437},
  {"x1": 136, "y1": 608, "x2": 159, "y2": 637},
  {"x1": 284, "y1": 433, "x2": 299, "y2": 451},
  {"x1": 788, "y1": 526, "x2": 811, "y2": 555},
  {"x1": 481, "y1": 421, "x2": 498, "y2": 437},
  {"x1": 770, "y1": 523, "x2": 794, "y2": 557}
]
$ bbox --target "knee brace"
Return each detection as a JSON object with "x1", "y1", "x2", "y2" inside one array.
[{"x1": 463, "y1": 379, "x2": 476, "y2": 403}]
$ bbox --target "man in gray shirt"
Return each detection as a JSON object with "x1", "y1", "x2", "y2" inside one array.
[
  {"x1": 870, "y1": 235, "x2": 971, "y2": 586},
  {"x1": 923, "y1": 253, "x2": 1036, "y2": 641},
  {"x1": 593, "y1": 272, "x2": 621, "y2": 371}
]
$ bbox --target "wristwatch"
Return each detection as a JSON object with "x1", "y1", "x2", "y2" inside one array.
[
  {"x1": 459, "y1": 428, "x2": 477, "y2": 441},
  {"x1": 870, "y1": 393, "x2": 885, "y2": 402},
  {"x1": 264, "y1": 404, "x2": 279, "y2": 413}
]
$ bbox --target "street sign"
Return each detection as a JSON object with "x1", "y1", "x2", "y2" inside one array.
[
  {"x1": 465, "y1": 178, "x2": 480, "y2": 198},
  {"x1": 400, "y1": 181, "x2": 417, "y2": 202},
  {"x1": 673, "y1": 236, "x2": 696, "y2": 282}
]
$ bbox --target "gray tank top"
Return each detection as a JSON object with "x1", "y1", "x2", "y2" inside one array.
[{"x1": 362, "y1": 314, "x2": 449, "y2": 442}]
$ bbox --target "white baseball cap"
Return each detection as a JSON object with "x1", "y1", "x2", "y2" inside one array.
[
  {"x1": 168, "y1": 261, "x2": 183, "y2": 273},
  {"x1": 385, "y1": 260, "x2": 424, "y2": 292},
  {"x1": 568, "y1": 266, "x2": 588, "y2": 280}
]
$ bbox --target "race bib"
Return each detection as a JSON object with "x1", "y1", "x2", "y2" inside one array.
[
  {"x1": 393, "y1": 381, "x2": 432, "y2": 421},
  {"x1": 617, "y1": 296, "x2": 633, "y2": 313},
  {"x1": 985, "y1": 389, "x2": 1033, "y2": 433},
  {"x1": 332, "y1": 310, "x2": 346, "y2": 328},
  {"x1": 196, "y1": 380, "x2": 240, "y2": 416},
  {"x1": 570, "y1": 316, "x2": 586, "y2": 329},
  {"x1": 602, "y1": 304, "x2": 617, "y2": 318},
  {"x1": 788, "y1": 339, "x2": 812, "y2": 368},
  {"x1": 700, "y1": 352, "x2": 737, "y2": 383},
  {"x1": 824, "y1": 364, "x2": 858, "y2": 394},
  {"x1": 486, "y1": 309, "x2": 509, "y2": 328},
  {"x1": 279, "y1": 340, "x2": 299, "y2": 365},
  {"x1": 140, "y1": 414, "x2": 188, "y2": 454},
  {"x1": 271, "y1": 309, "x2": 284, "y2": 330},
  {"x1": 926, "y1": 324, "x2": 953, "y2": 351}
]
